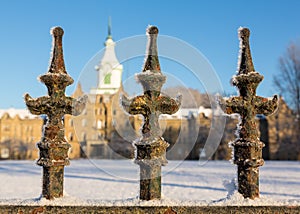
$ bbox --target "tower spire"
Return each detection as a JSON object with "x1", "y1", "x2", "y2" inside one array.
[
  {"x1": 107, "y1": 16, "x2": 112, "y2": 39},
  {"x1": 91, "y1": 17, "x2": 123, "y2": 95}
]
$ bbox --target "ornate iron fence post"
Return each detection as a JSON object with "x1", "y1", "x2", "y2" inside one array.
[
  {"x1": 24, "y1": 27, "x2": 87, "y2": 199},
  {"x1": 223, "y1": 27, "x2": 278, "y2": 199},
  {"x1": 122, "y1": 26, "x2": 181, "y2": 200}
]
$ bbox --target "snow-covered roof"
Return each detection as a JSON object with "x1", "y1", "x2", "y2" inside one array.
[
  {"x1": 198, "y1": 106, "x2": 212, "y2": 117},
  {"x1": 0, "y1": 108, "x2": 40, "y2": 120},
  {"x1": 160, "y1": 106, "x2": 212, "y2": 119}
]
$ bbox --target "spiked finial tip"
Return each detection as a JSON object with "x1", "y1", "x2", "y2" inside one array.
[
  {"x1": 237, "y1": 27, "x2": 255, "y2": 75},
  {"x1": 47, "y1": 26, "x2": 66, "y2": 74},
  {"x1": 238, "y1": 27, "x2": 250, "y2": 39},
  {"x1": 39, "y1": 26, "x2": 73, "y2": 93},
  {"x1": 142, "y1": 25, "x2": 161, "y2": 72},
  {"x1": 51, "y1": 26, "x2": 64, "y2": 37},
  {"x1": 147, "y1": 25, "x2": 159, "y2": 35}
]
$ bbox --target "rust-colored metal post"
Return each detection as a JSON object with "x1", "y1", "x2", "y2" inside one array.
[
  {"x1": 122, "y1": 26, "x2": 181, "y2": 200},
  {"x1": 223, "y1": 28, "x2": 278, "y2": 199},
  {"x1": 24, "y1": 27, "x2": 87, "y2": 199}
]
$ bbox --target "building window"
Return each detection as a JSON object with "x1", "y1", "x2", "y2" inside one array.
[
  {"x1": 3, "y1": 125, "x2": 10, "y2": 132},
  {"x1": 69, "y1": 133, "x2": 73, "y2": 142},
  {"x1": 97, "y1": 120, "x2": 102, "y2": 129},
  {"x1": 1, "y1": 148, "x2": 9, "y2": 159},
  {"x1": 104, "y1": 73, "x2": 112, "y2": 84},
  {"x1": 99, "y1": 97, "x2": 103, "y2": 103}
]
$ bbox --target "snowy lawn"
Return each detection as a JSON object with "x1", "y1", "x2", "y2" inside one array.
[{"x1": 0, "y1": 160, "x2": 299, "y2": 206}]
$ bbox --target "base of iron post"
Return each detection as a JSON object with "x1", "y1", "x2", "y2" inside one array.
[
  {"x1": 42, "y1": 166, "x2": 65, "y2": 200},
  {"x1": 139, "y1": 162, "x2": 162, "y2": 200},
  {"x1": 232, "y1": 139, "x2": 264, "y2": 199},
  {"x1": 237, "y1": 165, "x2": 260, "y2": 199}
]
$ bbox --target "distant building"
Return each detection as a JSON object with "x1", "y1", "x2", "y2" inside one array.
[
  {"x1": 0, "y1": 108, "x2": 42, "y2": 159},
  {"x1": 61, "y1": 26, "x2": 300, "y2": 160},
  {"x1": 64, "y1": 23, "x2": 126, "y2": 159},
  {"x1": 1, "y1": 26, "x2": 298, "y2": 161},
  {"x1": 64, "y1": 23, "x2": 216, "y2": 160},
  {"x1": 267, "y1": 97, "x2": 300, "y2": 160}
]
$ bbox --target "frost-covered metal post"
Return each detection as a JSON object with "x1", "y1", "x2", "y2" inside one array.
[
  {"x1": 223, "y1": 28, "x2": 278, "y2": 199},
  {"x1": 24, "y1": 27, "x2": 87, "y2": 200},
  {"x1": 122, "y1": 26, "x2": 181, "y2": 200}
]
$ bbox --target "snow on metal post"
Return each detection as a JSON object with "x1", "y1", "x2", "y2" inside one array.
[
  {"x1": 223, "y1": 28, "x2": 278, "y2": 199},
  {"x1": 24, "y1": 27, "x2": 87, "y2": 200},
  {"x1": 122, "y1": 26, "x2": 181, "y2": 200}
]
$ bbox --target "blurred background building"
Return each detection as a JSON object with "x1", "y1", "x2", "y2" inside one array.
[{"x1": 1, "y1": 25, "x2": 299, "y2": 161}]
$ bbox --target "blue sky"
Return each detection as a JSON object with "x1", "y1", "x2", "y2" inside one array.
[{"x1": 0, "y1": 0, "x2": 300, "y2": 108}]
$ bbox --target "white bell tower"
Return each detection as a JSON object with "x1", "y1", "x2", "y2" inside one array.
[{"x1": 90, "y1": 18, "x2": 123, "y2": 95}]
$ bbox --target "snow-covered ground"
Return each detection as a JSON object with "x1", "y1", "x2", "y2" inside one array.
[{"x1": 0, "y1": 160, "x2": 299, "y2": 206}]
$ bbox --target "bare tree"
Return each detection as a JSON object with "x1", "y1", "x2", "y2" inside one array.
[{"x1": 273, "y1": 42, "x2": 300, "y2": 139}]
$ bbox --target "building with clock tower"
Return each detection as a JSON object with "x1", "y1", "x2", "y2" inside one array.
[
  {"x1": 64, "y1": 20, "x2": 133, "y2": 159},
  {"x1": 90, "y1": 22, "x2": 123, "y2": 95}
]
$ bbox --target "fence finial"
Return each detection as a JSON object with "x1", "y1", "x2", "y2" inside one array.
[
  {"x1": 222, "y1": 27, "x2": 278, "y2": 199},
  {"x1": 24, "y1": 26, "x2": 87, "y2": 200},
  {"x1": 122, "y1": 25, "x2": 181, "y2": 200}
]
